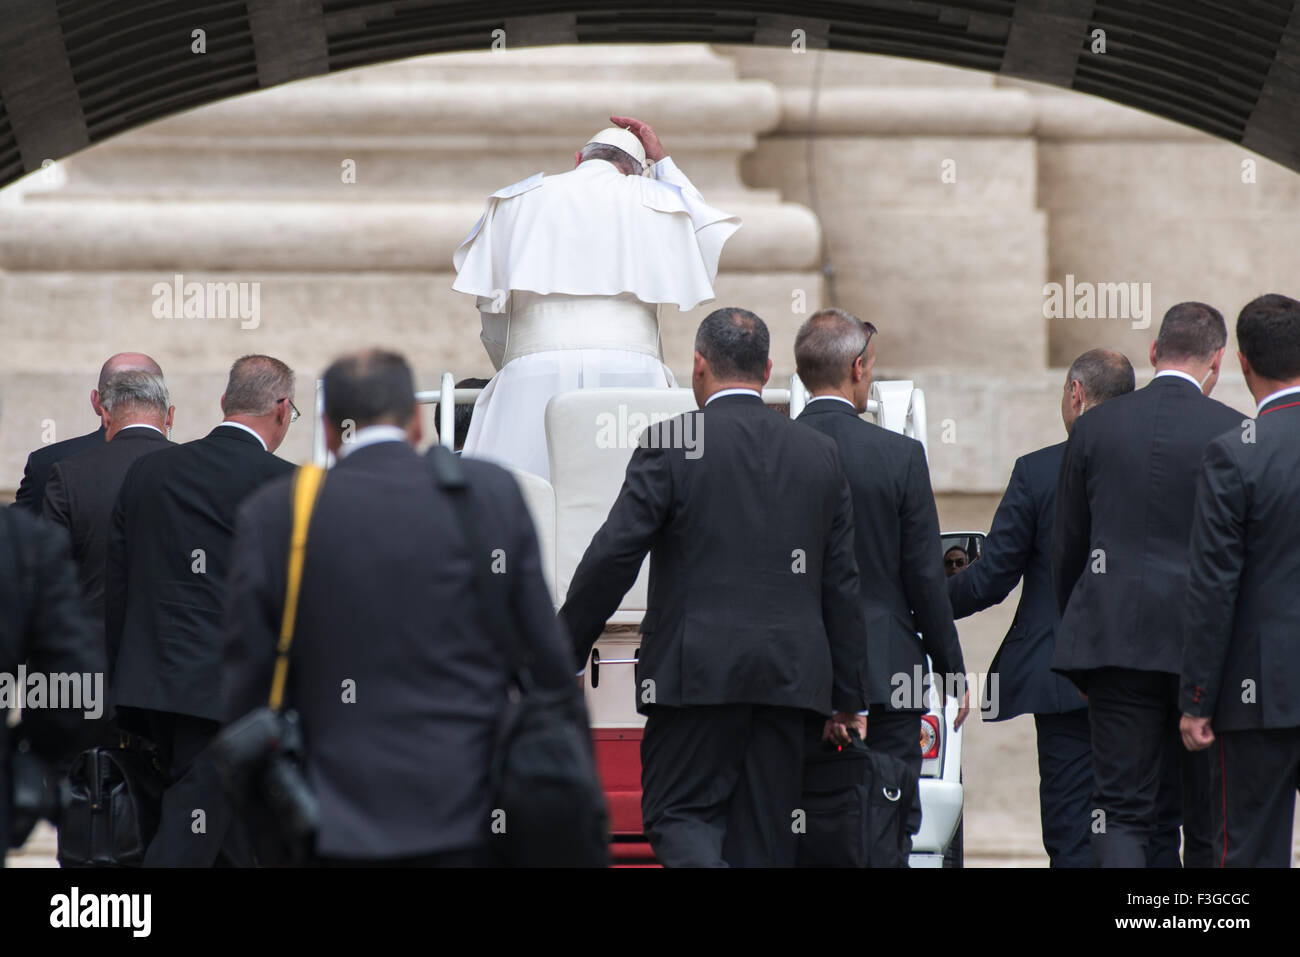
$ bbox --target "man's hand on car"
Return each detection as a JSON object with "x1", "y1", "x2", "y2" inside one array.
[{"x1": 953, "y1": 690, "x2": 971, "y2": 730}]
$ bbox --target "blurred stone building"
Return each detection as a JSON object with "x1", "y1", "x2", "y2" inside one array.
[
  {"x1": 6, "y1": 43, "x2": 1300, "y2": 865},
  {"x1": 2, "y1": 43, "x2": 1295, "y2": 496}
]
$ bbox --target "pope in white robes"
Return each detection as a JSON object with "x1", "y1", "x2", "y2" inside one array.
[{"x1": 451, "y1": 115, "x2": 741, "y2": 479}]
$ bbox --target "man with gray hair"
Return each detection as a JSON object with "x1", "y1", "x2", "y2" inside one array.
[
  {"x1": 452, "y1": 115, "x2": 741, "y2": 480},
  {"x1": 107, "y1": 354, "x2": 296, "y2": 867},
  {"x1": 948, "y1": 347, "x2": 1135, "y2": 867},
  {"x1": 794, "y1": 308, "x2": 968, "y2": 863},
  {"x1": 43, "y1": 368, "x2": 175, "y2": 647},
  {"x1": 13, "y1": 351, "x2": 164, "y2": 511}
]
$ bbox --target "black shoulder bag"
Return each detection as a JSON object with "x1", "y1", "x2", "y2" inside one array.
[{"x1": 427, "y1": 446, "x2": 610, "y2": 867}]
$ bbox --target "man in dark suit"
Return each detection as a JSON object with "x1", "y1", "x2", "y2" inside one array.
[
  {"x1": 947, "y1": 348, "x2": 1134, "y2": 867},
  {"x1": 107, "y1": 354, "x2": 297, "y2": 866},
  {"x1": 1181, "y1": 293, "x2": 1300, "y2": 867},
  {"x1": 1, "y1": 505, "x2": 105, "y2": 863},
  {"x1": 12, "y1": 352, "x2": 163, "y2": 511},
  {"x1": 559, "y1": 307, "x2": 869, "y2": 867},
  {"x1": 1053, "y1": 302, "x2": 1245, "y2": 868},
  {"x1": 793, "y1": 308, "x2": 967, "y2": 858},
  {"x1": 224, "y1": 349, "x2": 573, "y2": 865},
  {"x1": 43, "y1": 369, "x2": 174, "y2": 635}
]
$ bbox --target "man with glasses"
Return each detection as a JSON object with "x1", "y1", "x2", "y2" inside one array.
[
  {"x1": 107, "y1": 354, "x2": 297, "y2": 867},
  {"x1": 943, "y1": 547, "x2": 969, "y2": 578},
  {"x1": 794, "y1": 308, "x2": 968, "y2": 863}
]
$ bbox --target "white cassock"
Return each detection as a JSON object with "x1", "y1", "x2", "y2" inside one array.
[{"x1": 451, "y1": 155, "x2": 741, "y2": 479}]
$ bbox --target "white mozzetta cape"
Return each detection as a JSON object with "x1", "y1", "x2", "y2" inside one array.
[{"x1": 451, "y1": 157, "x2": 741, "y2": 312}]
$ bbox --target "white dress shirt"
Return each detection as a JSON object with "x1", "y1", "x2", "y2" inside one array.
[
  {"x1": 705, "y1": 387, "x2": 762, "y2": 405},
  {"x1": 217, "y1": 420, "x2": 268, "y2": 451},
  {"x1": 337, "y1": 424, "x2": 408, "y2": 459},
  {"x1": 806, "y1": 395, "x2": 857, "y2": 410},
  {"x1": 1257, "y1": 384, "x2": 1300, "y2": 413},
  {"x1": 1153, "y1": 369, "x2": 1204, "y2": 392}
]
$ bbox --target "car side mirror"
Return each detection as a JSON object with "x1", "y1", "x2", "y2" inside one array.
[{"x1": 940, "y1": 531, "x2": 986, "y2": 578}]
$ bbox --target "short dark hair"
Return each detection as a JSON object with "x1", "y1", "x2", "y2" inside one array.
[
  {"x1": 695, "y1": 308, "x2": 769, "y2": 383},
  {"x1": 323, "y1": 349, "x2": 416, "y2": 431},
  {"x1": 795, "y1": 308, "x2": 874, "y2": 391},
  {"x1": 1154, "y1": 302, "x2": 1228, "y2": 363},
  {"x1": 1237, "y1": 294, "x2": 1300, "y2": 381},
  {"x1": 433, "y1": 377, "x2": 489, "y2": 451},
  {"x1": 1066, "y1": 348, "x2": 1136, "y2": 404}
]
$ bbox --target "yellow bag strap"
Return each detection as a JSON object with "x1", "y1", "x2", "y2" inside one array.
[{"x1": 269, "y1": 465, "x2": 326, "y2": 712}]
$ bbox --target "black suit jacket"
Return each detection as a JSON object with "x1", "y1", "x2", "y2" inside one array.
[
  {"x1": 798, "y1": 398, "x2": 964, "y2": 711},
  {"x1": 559, "y1": 393, "x2": 869, "y2": 716},
  {"x1": 948, "y1": 442, "x2": 1083, "y2": 719},
  {"x1": 0, "y1": 508, "x2": 105, "y2": 853},
  {"x1": 42, "y1": 426, "x2": 172, "y2": 628},
  {"x1": 1181, "y1": 394, "x2": 1300, "y2": 731},
  {"x1": 222, "y1": 440, "x2": 573, "y2": 858},
  {"x1": 1052, "y1": 375, "x2": 1244, "y2": 679},
  {"x1": 12, "y1": 426, "x2": 105, "y2": 512},
  {"x1": 107, "y1": 424, "x2": 293, "y2": 724}
]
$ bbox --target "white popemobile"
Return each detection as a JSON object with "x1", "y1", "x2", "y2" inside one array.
[{"x1": 314, "y1": 375, "x2": 970, "y2": 867}]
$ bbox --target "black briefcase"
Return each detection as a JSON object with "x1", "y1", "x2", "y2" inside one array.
[
  {"x1": 797, "y1": 730, "x2": 916, "y2": 868},
  {"x1": 57, "y1": 746, "x2": 166, "y2": 868}
]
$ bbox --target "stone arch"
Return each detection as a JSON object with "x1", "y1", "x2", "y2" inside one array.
[{"x1": 2, "y1": 2, "x2": 1299, "y2": 190}]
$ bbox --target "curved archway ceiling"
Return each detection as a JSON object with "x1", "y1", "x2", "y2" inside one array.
[{"x1": 0, "y1": 0, "x2": 1297, "y2": 190}]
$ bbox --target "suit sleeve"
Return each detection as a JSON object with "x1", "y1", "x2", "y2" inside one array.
[
  {"x1": 558, "y1": 439, "x2": 672, "y2": 670},
  {"x1": 104, "y1": 480, "x2": 130, "y2": 676},
  {"x1": 502, "y1": 475, "x2": 574, "y2": 691},
  {"x1": 19, "y1": 523, "x2": 105, "y2": 761},
  {"x1": 947, "y1": 456, "x2": 1035, "y2": 619},
  {"x1": 40, "y1": 463, "x2": 73, "y2": 542},
  {"x1": 221, "y1": 495, "x2": 282, "y2": 722},
  {"x1": 13, "y1": 450, "x2": 41, "y2": 512},
  {"x1": 1052, "y1": 422, "x2": 1092, "y2": 616},
  {"x1": 1180, "y1": 440, "x2": 1246, "y2": 718},
  {"x1": 900, "y1": 441, "x2": 965, "y2": 682},
  {"x1": 821, "y1": 465, "x2": 871, "y2": 714}
]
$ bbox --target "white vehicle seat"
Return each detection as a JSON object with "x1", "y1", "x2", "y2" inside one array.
[
  {"x1": 506, "y1": 466, "x2": 558, "y2": 607},
  {"x1": 545, "y1": 388, "x2": 699, "y2": 621}
]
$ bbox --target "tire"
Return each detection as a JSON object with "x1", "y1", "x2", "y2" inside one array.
[{"x1": 942, "y1": 815, "x2": 964, "y2": 869}]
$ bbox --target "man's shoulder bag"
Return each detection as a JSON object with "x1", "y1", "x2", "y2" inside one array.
[{"x1": 427, "y1": 446, "x2": 610, "y2": 868}]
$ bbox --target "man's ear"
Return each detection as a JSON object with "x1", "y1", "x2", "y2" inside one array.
[
  {"x1": 1148, "y1": 340, "x2": 1159, "y2": 367},
  {"x1": 852, "y1": 355, "x2": 866, "y2": 384},
  {"x1": 1237, "y1": 350, "x2": 1251, "y2": 377},
  {"x1": 165, "y1": 405, "x2": 175, "y2": 432},
  {"x1": 324, "y1": 419, "x2": 342, "y2": 456},
  {"x1": 574, "y1": 150, "x2": 582, "y2": 168},
  {"x1": 90, "y1": 389, "x2": 102, "y2": 417},
  {"x1": 693, "y1": 350, "x2": 707, "y2": 379},
  {"x1": 1210, "y1": 346, "x2": 1225, "y2": 375},
  {"x1": 219, "y1": 392, "x2": 228, "y2": 416},
  {"x1": 761, "y1": 358, "x2": 773, "y2": 389}
]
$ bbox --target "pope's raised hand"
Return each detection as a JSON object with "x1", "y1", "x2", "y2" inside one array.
[{"x1": 609, "y1": 115, "x2": 666, "y2": 163}]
